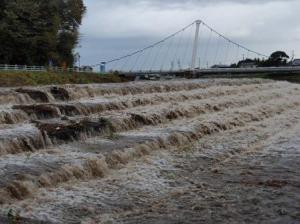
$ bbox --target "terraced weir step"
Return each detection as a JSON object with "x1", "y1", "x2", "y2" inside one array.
[{"x1": 0, "y1": 78, "x2": 299, "y2": 223}]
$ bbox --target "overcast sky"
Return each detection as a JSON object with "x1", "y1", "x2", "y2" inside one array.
[{"x1": 77, "y1": 0, "x2": 300, "y2": 68}]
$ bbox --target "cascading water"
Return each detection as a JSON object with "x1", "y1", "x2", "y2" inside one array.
[{"x1": 0, "y1": 78, "x2": 299, "y2": 223}]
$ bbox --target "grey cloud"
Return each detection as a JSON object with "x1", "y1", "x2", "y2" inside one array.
[
  {"x1": 95, "y1": 0, "x2": 290, "y2": 5},
  {"x1": 85, "y1": 0, "x2": 293, "y2": 11},
  {"x1": 78, "y1": 0, "x2": 300, "y2": 66}
]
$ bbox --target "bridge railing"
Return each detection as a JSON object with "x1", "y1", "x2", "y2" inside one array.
[
  {"x1": 0, "y1": 64, "x2": 94, "y2": 73},
  {"x1": 198, "y1": 66, "x2": 300, "y2": 74},
  {"x1": 118, "y1": 66, "x2": 300, "y2": 76}
]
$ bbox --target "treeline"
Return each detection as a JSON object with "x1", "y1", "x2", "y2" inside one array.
[
  {"x1": 232, "y1": 51, "x2": 290, "y2": 68},
  {"x1": 0, "y1": 0, "x2": 86, "y2": 67}
]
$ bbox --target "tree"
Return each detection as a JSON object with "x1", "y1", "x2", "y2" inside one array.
[
  {"x1": 260, "y1": 51, "x2": 290, "y2": 67},
  {"x1": 56, "y1": 0, "x2": 86, "y2": 66},
  {"x1": 269, "y1": 51, "x2": 289, "y2": 61},
  {"x1": 0, "y1": 0, "x2": 86, "y2": 66}
]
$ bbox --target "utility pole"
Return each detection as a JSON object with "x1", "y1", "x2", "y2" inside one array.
[{"x1": 191, "y1": 20, "x2": 202, "y2": 72}]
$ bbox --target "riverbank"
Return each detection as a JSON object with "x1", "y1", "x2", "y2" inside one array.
[
  {"x1": 1, "y1": 71, "x2": 300, "y2": 87},
  {"x1": 199, "y1": 73, "x2": 300, "y2": 84},
  {"x1": 265, "y1": 74, "x2": 300, "y2": 83},
  {"x1": 0, "y1": 71, "x2": 131, "y2": 87}
]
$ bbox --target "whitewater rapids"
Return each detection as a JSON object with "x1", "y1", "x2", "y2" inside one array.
[{"x1": 0, "y1": 78, "x2": 299, "y2": 223}]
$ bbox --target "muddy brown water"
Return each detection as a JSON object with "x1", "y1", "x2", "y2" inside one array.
[{"x1": 0, "y1": 78, "x2": 299, "y2": 223}]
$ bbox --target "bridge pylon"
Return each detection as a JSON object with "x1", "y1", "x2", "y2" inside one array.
[{"x1": 191, "y1": 20, "x2": 202, "y2": 72}]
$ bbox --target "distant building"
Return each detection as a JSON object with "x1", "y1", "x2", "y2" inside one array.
[
  {"x1": 211, "y1": 64, "x2": 230, "y2": 69},
  {"x1": 100, "y1": 62, "x2": 106, "y2": 73},
  {"x1": 239, "y1": 61, "x2": 257, "y2": 68},
  {"x1": 292, "y1": 59, "x2": 300, "y2": 66},
  {"x1": 80, "y1": 66, "x2": 93, "y2": 72}
]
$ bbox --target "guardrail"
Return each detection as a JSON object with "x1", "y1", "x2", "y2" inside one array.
[
  {"x1": 0, "y1": 64, "x2": 46, "y2": 72},
  {"x1": 119, "y1": 66, "x2": 300, "y2": 76},
  {"x1": 0, "y1": 64, "x2": 93, "y2": 73},
  {"x1": 198, "y1": 66, "x2": 300, "y2": 74}
]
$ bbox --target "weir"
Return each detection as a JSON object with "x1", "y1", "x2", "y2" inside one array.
[{"x1": 0, "y1": 79, "x2": 299, "y2": 208}]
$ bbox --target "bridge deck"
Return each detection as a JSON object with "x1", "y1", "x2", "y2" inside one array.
[{"x1": 119, "y1": 66, "x2": 300, "y2": 77}]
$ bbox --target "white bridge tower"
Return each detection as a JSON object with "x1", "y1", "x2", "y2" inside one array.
[{"x1": 191, "y1": 20, "x2": 202, "y2": 71}]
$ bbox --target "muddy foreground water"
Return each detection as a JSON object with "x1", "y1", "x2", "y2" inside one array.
[{"x1": 0, "y1": 78, "x2": 299, "y2": 223}]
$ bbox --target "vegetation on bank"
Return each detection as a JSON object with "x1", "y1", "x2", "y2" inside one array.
[
  {"x1": 264, "y1": 74, "x2": 300, "y2": 84},
  {"x1": 0, "y1": 0, "x2": 86, "y2": 67},
  {"x1": 0, "y1": 71, "x2": 131, "y2": 87},
  {"x1": 200, "y1": 73, "x2": 300, "y2": 84}
]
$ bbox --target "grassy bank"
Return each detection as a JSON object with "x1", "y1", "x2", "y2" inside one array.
[
  {"x1": 0, "y1": 71, "x2": 132, "y2": 87},
  {"x1": 264, "y1": 74, "x2": 300, "y2": 84}
]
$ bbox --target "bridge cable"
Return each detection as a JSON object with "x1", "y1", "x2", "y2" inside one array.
[
  {"x1": 140, "y1": 46, "x2": 154, "y2": 71},
  {"x1": 130, "y1": 50, "x2": 143, "y2": 72},
  {"x1": 235, "y1": 45, "x2": 240, "y2": 66},
  {"x1": 213, "y1": 34, "x2": 222, "y2": 66},
  {"x1": 146, "y1": 46, "x2": 156, "y2": 71},
  {"x1": 224, "y1": 40, "x2": 231, "y2": 65},
  {"x1": 167, "y1": 33, "x2": 179, "y2": 71},
  {"x1": 150, "y1": 40, "x2": 163, "y2": 71},
  {"x1": 104, "y1": 22, "x2": 195, "y2": 65},
  {"x1": 182, "y1": 25, "x2": 195, "y2": 69},
  {"x1": 120, "y1": 53, "x2": 132, "y2": 71},
  {"x1": 161, "y1": 33, "x2": 175, "y2": 71},
  {"x1": 200, "y1": 20, "x2": 268, "y2": 58},
  {"x1": 202, "y1": 28, "x2": 213, "y2": 68},
  {"x1": 171, "y1": 27, "x2": 185, "y2": 71}
]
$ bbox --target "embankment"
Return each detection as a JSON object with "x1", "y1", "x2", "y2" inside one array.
[{"x1": 0, "y1": 71, "x2": 131, "y2": 87}]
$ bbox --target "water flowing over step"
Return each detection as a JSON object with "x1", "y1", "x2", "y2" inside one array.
[
  {"x1": 0, "y1": 124, "x2": 46, "y2": 155},
  {"x1": 0, "y1": 79, "x2": 277, "y2": 135},
  {"x1": 7, "y1": 82, "x2": 286, "y2": 122},
  {"x1": 0, "y1": 108, "x2": 29, "y2": 124},
  {"x1": 0, "y1": 84, "x2": 294, "y2": 156},
  {"x1": 0, "y1": 93, "x2": 300, "y2": 202},
  {"x1": 0, "y1": 79, "x2": 299, "y2": 207},
  {"x1": 0, "y1": 81, "x2": 298, "y2": 155},
  {"x1": 29, "y1": 87, "x2": 300, "y2": 133},
  {"x1": 0, "y1": 79, "x2": 269, "y2": 106}
]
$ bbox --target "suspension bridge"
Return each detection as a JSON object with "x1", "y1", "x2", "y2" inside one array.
[{"x1": 97, "y1": 20, "x2": 300, "y2": 77}]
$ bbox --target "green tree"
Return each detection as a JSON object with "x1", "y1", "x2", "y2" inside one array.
[
  {"x1": 56, "y1": 0, "x2": 86, "y2": 66},
  {"x1": 0, "y1": 0, "x2": 86, "y2": 66},
  {"x1": 260, "y1": 51, "x2": 290, "y2": 67}
]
